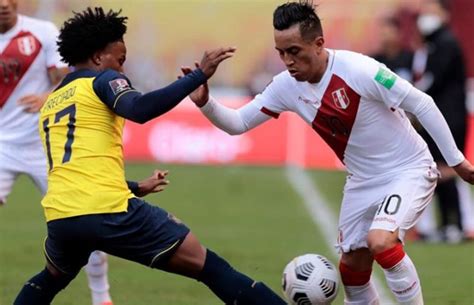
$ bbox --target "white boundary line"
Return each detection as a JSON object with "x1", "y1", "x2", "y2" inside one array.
[{"x1": 285, "y1": 165, "x2": 395, "y2": 304}]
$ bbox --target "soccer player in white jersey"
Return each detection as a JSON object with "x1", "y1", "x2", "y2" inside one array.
[
  {"x1": 182, "y1": 2, "x2": 474, "y2": 305},
  {"x1": 0, "y1": 1, "x2": 113, "y2": 304}
]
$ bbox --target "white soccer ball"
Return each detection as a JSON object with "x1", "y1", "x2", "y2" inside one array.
[{"x1": 282, "y1": 254, "x2": 339, "y2": 305}]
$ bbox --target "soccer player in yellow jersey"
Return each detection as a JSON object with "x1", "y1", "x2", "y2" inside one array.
[{"x1": 13, "y1": 7, "x2": 287, "y2": 305}]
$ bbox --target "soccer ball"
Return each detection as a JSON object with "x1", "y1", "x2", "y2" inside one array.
[{"x1": 282, "y1": 254, "x2": 339, "y2": 305}]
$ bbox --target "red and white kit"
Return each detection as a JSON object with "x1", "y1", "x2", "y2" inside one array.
[
  {"x1": 0, "y1": 15, "x2": 65, "y2": 201},
  {"x1": 200, "y1": 49, "x2": 465, "y2": 252}
]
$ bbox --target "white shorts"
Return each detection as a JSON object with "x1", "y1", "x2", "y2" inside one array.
[
  {"x1": 0, "y1": 141, "x2": 47, "y2": 203},
  {"x1": 336, "y1": 165, "x2": 439, "y2": 253}
]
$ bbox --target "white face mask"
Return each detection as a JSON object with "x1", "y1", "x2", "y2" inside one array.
[{"x1": 417, "y1": 14, "x2": 443, "y2": 36}]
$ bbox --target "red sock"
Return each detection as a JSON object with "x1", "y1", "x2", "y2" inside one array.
[
  {"x1": 374, "y1": 243, "x2": 405, "y2": 269},
  {"x1": 339, "y1": 262, "x2": 372, "y2": 286}
]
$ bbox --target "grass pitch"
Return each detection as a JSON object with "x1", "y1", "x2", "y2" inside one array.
[{"x1": 0, "y1": 164, "x2": 472, "y2": 304}]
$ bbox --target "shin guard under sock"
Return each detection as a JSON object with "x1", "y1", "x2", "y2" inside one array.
[
  {"x1": 198, "y1": 249, "x2": 286, "y2": 305},
  {"x1": 14, "y1": 268, "x2": 76, "y2": 305},
  {"x1": 374, "y1": 243, "x2": 423, "y2": 304}
]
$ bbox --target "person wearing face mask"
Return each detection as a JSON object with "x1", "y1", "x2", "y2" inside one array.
[{"x1": 413, "y1": 0, "x2": 470, "y2": 243}]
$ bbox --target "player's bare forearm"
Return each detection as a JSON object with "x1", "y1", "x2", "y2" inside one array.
[{"x1": 453, "y1": 159, "x2": 474, "y2": 184}]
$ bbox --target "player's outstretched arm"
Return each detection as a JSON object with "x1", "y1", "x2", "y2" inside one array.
[
  {"x1": 97, "y1": 48, "x2": 235, "y2": 124},
  {"x1": 180, "y1": 64, "x2": 271, "y2": 135},
  {"x1": 127, "y1": 169, "x2": 170, "y2": 197}
]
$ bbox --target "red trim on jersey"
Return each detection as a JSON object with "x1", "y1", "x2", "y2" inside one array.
[
  {"x1": 0, "y1": 31, "x2": 42, "y2": 108},
  {"x1": 374, "y1": 243, "x2": 406, "y2": 269},
  {"x1": 339, "y1": 262, "x2": 372, "y2": 286},
  {"x1": 260, "y1": 106, "x2": 280, "y2": 119},
  {"x1": 312, "y1": 74, "x2": 361, "y2": 162}
]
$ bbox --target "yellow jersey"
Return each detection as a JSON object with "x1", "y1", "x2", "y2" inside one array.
[{"x1": 39, "y1": 69, "x2": 134, "y2": 221}]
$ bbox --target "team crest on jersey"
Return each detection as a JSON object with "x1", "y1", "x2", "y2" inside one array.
[
  {"x1": 17, "y1": 36, "x2": 37, "y2": 56},
  {"x1": 331, "y1": 88, "x2": 350, "y2": 110},
  {"x1": 109, "y1": 78, "x2": 131, "y2": 95}
]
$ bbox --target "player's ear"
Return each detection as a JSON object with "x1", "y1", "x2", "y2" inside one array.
[
  {"x1": 315, "y1": 36, "x2": 325, "y2": 54},
  {"x1": 91, "y1": 51, "x2": 102, "y2": 66}
]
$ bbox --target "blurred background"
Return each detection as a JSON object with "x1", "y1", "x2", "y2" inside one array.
[
  {"x1": 18, "y1": 0, "x2": 474, "y2": 167},
  {"x1": 1, "y1": 1, "x2": 473, "y2": 305}
]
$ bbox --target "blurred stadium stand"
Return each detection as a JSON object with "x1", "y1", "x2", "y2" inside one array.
[{"x1": 23, "y1": 0, "x2": 473, "y2": 167}]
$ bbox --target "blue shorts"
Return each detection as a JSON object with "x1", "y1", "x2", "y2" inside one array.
[{"x1": 44, "y1": 198, "x2": 190, "y2": 275}]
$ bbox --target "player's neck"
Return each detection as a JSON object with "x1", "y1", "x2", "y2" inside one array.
[
  {"x1": 0, "y1": 15, "x2": 18, "y2": 34},
  {"x1": 74, "y1": 62, "x2": 100, "y2": 72},
  {"x1": 308, "y1": 49, "x2": 329, "y2": 84}
]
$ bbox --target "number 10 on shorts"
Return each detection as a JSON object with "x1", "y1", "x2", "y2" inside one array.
[{"x1": 376, "y1": 195, "x2": 401, "y2": 216}]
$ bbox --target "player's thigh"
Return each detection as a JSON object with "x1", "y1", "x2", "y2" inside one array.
[
  {"x1": 45, "y1": 217, "x2": 96, "y2": 275},
  {"x1": 0, "y1": 168, "x2": 17, "y2": 204},
  {"x1": 100, "y1": 198, "x2": 192, "y2": 271},
  {"x1": 369, "y1": 167, "x2": 438, "y2": 243},
  {"x1": 22, "y1": 146, "x2": 48, "y2": 195},
  {"x1": 0, "y1": 147, "x2": 20, "y2": 203},
  {"x1": 337, "y1": 177, "x2": 382, "y2": 253}
]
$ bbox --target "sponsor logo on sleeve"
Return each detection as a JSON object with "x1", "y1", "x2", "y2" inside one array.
[
  {"x1": 374, "y1": 67, "x2": 397, "y2": 90},
  {"x1": 109, "y1": 78, "x2": 131, "y2": 95}
]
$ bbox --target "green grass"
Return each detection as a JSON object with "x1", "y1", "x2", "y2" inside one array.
[{"x1": 0, "y1": 164, "x2": 472, "y2": 304}]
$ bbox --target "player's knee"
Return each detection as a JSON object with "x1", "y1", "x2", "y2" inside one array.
[
  {"x1": 339, "y1": 261, "x2": 372, "y2": 286},
  {"x1": 85, "y1": 252, "x2": 108, "y2": 277},
  {"x1": 198, "y1": 249, "x2": 233, "y2": 282},
  {"x1": 367, "y1": 230, "x2": 399, "y2": 255},
  {"x1": 373, "y1": 243, "x2": 406, "y2": 270},
  {"x1": 340, "y1": 248, "x2": 373, "y2": 271},
  {"x1": 88, "y1": 251, "x2": 108, "y2": 266}
]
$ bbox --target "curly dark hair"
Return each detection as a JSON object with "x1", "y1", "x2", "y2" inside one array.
[
  {"x1": 273, "y1": 1, "x2": 322, "y2": 41},
  {"x1": 57, "y1": 7, "x2": 128, "y2": 66}
]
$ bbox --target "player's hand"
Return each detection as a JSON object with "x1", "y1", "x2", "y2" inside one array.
[
  {"x1": 181, "y1": 63, "x2": 209, "y2": 107},
  {"x1": 136, "y1": 170, "x2": 170, "y2": 197},
  {"x1": 453, "y1": 159, "x2": 474, "y2": 184},
  {"x1": 18, "y1": 93, "x2": 49, "y2": 113},
  {"x1": 199, "y1": 47, "x2": 236, "y2": 79}
]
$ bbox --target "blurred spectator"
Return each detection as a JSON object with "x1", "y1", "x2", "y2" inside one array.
[
  {"x1": 246, "y1": 50, "x2": 285, "y2": 97},
  {"x1": 414, "y1": 0, "x2": 469, "y2": 243},
  {"x1": 372, "y1": 15, "x2": 413, "y2": 81}
]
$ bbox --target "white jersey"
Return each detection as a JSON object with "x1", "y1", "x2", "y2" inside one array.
[
  {"x1": 252, "y1": 49, "x2": 433, "y2": 178},
  {"x1": 0, "y1": 15, "x2": 66, "y2": 145}
]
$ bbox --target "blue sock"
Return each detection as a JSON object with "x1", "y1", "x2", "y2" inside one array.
[
  {"x1": 198, "y1": 249, "x2": 287, "y2": 305},
  {"x1": 14, "y1": 268, "x2": 77, "y2": 305}
]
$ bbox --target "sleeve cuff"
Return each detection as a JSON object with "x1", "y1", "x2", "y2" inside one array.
[
  {"x1": 448, "y1": 151, "x2": 465, "y2": 167},
  {"x1": 200, "y1": 96, "x2": 217, "y2": 112},
  {"x1": 126, "y1": 180, "x2": 139, "y2": 195}
]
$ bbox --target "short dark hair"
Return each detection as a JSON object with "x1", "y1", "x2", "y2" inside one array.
[
  {"x1": 273, "y1": 1, "x2": 323, "y2": 41},
  {"x1": 57, "y1": 7, "x2": 128, "y2": 66}
]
